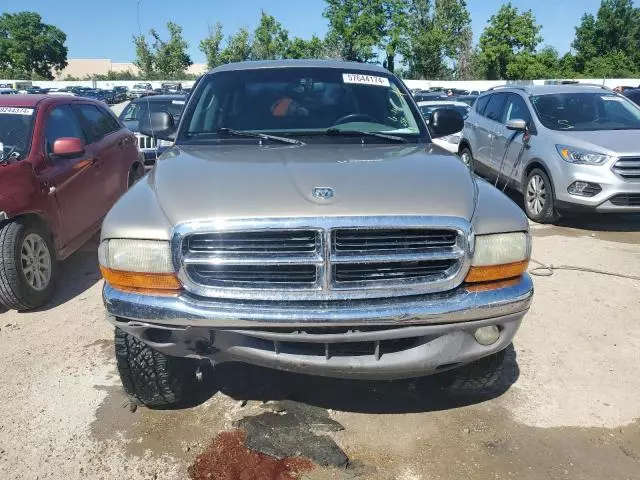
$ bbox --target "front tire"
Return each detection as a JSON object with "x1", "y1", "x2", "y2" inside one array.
[
  {"x1": 524, "y1": 168, "x2": 559, "y2": 223},
  {"x1": 459, "y1": 146, "x2": 473, "y2": 167},
  {"x1": 440, "y1": 346, "x2": 515, "y2": 395},
  {"x1": 115, "y1": 328, "x2": 199, "y2": 408},
  {"x1": 0, "y1": 219, "x2": 57, "y2": 310}
]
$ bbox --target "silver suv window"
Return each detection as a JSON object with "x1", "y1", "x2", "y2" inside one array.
[
  {"x1": 483, "y1": 93, "x2": 507, "y2": 122},
  {"x1": 501, "y1": 94, "x2": 532, "y2": 125},
  {"x1": 531, "y1": 92, "x2": 640, "y2": 131}
]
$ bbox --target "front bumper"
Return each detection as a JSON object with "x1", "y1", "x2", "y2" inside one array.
[
  {"x1": 104, "y1": 274, "x2": 533, "y2": 379},
  {"x1": 553, "y1": 161, "x2": 640, "y2": 213}
]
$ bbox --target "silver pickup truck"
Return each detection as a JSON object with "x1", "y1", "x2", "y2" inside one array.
[{"x1": 100, "y1": 60, "x2": 533, "y2": 407}]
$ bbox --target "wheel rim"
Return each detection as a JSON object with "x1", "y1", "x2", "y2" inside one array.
[
  {"x1": 460, "y1": 151, "x2": 471, "y2": 165},
  {"x1": 526, "y1": 174, "x2": 546, "y2": 216},
  {"x1": 20, "y1": 233, "x2": 52, "y2": 291}
]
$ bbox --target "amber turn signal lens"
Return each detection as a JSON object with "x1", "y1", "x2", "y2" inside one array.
[
  {"x1": 464, "y1": 260, "x2": 529, "y2": 284},
  {"x1": 100, "y1": 266, "x2": 182, "y2": 294}
]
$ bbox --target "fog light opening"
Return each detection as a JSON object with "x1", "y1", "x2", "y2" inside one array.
[
  {"x1": 567, "y1": 181, "x2": 601, "y2": 197},
  {"x1": 473, "y1": 325, "x2": 500, "y2": 346}
]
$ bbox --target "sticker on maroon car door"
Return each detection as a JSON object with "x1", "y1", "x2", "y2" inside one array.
[
  {"x1": 342, "y1": 73, "x2": 390, "y2": 87},
  {"x1": 0, "y1": 107, "x2": 34, "y2": 115}
]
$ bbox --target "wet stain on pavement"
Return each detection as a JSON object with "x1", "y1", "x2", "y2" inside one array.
[
  {"x1": 235, "y1": 400, "x2": 348, "y2": 467},
  {"x1": 529, "y1": 214, "x2": 640, "y2": 245},
  {"x1": 188, "y1": 429, "x2": 314, "y2": 480}
]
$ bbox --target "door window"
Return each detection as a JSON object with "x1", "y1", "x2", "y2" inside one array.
[
  {"x1": 76, "y1": 104, "x2": 120, "y2": 143},
  {"x1": 502, "y1": 94, "x2": 532, "y2": 124},
  {"x1": 44, "y1": 105, "x2": 85, "y2": 154},
  {"x1": 483, "y1": 93, "x2": 507, "y2": 122}
]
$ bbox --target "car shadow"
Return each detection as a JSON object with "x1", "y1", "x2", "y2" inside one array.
[
  {"x1": 183, "y1": 346, "x2": 520, "y2": 414},
  {"x1": 27, "y1": 235, "x2": 102, "y2": 313}
]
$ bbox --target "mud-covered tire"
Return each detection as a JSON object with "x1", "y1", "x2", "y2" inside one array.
[
  {"x1": 0, "y1": 219, "x2": 57, "y2": 311},
  {"x1": 458, "y1": 146, "x2": 473, "y2": 167},
  {"x1": 114, "y1": 327, "x2": 199, "y2": 408},
  {"x1": 440, "y1": 346, "x2": 515, "y2": 395}
]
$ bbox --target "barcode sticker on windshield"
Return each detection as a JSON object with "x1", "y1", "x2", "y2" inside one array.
[
  {"x1": 342, "y1": 73, "x2": 390, "y2": 87},
  {"x1": 0, "y1": 107, "x2": 34, "y2": 115}
]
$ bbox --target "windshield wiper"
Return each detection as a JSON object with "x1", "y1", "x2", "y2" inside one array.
[
  {"x1": 325, "y1": 128, "x2": 408, "y2": 143},
  {"x1": 215, "y1": 127, "x2": 305, "y2": 146}
]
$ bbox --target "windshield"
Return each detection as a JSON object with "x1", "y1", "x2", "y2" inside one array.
[
  {"x1": 179, "y1": 67, "x2": 425, "y2": 144},
  {"x1": 531, "y1": 92, "x2": 640, "y2": 131},
  {"x1": 419, "y1": 103, "x2": 470, "y2": 119},
  {"x1": 120, "y1": 100, "x2": 185, "y2": 123},
  {"x1": 0, "y1": 107, "x2": 35, "y2": 160},
  {"x1": 133, "y1": 84, "x2": 150, "y2": 90}
]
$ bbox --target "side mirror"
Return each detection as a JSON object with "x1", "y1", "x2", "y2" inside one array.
[
  {"x1": 139, "y1": 112, "x2": 176, "y2": 141},
  {"x1": 52, "y1": 137, "x2": 85, "y2": 157},
  {"x1": 506, "y1": 119, "x2": 528, "y2": 131},
  {"x1": 429, "y1": 109, "x2": 464, "y2": 138}
]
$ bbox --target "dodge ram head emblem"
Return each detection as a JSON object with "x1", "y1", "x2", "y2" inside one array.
[{"x1": 312, "y1": 187, "x2": 334, "y2": 200}]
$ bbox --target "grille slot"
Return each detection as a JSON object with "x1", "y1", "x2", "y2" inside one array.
[
  {"x1": 188, "y1": 230, "x2": 318, "y2": 254},
  {"x1": 334, "y1": 260, "x2": 454, "y2": 283},
  {"x1": 610, "y1": 194, "x2": 640, "y2": 207},
  {"x1": 613, "y1": 157, "x2": 640, "y2": 180},
  {"x1": 333, "y1": 228, "x2": 457, "y2": 253},
  {"x1": 187, "y1": 264, "x2": 317, "y2": 288},
  {"x1": 136, "y1": 134, "x2": 157, "y2": 150}
]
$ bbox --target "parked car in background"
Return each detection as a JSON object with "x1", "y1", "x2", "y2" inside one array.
[
  {"x1": 455, "y1": 95, "x2": 478, "y2": 106},
  {"x1": 0, "y1": 95, "x2": 144, "y2": 310},
  {"x1": 100, "y1": 59, "x2": 533, "y2": 408},
  {"x1": 414, "y1": 91, "x2": 448, "y2": 102},
  {"x1": 130, "y1": 83, "x2": 155, "y2": 99},
  {"x1": 623, "y1": 88, "x2": 640, "y2": 107},
  {"x1": 160, "y1": 82, "x2": 183, "y2": 94},
  {"x1": 27, "y1": 86, "x2": 50, "y2": 95},
  {"x1": 112, "y1": 86, "x2": 129, "y2": 103},
  {"x1": 459, "y1": 85, "x2": 640, "y2": 222},
  {"x1": 118, "y1": 94, "x2": 186, "y2": 166},
  {"x1": 81, "y1": 89, "x2": 110, "y2": 104},
  {"x1": 0, "y1": 88, "x2": 18, "y2": 95},
  {"x1": 419, "y1": 100, "x2": 471, "y2": 154}
]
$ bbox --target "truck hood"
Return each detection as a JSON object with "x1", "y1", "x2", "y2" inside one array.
[
  {"x1": 150, "y1": 143, "x2": 477, "y2": 225},
  {"x1": 559, "y1": 129, "x2": 640, "y2": 156}
]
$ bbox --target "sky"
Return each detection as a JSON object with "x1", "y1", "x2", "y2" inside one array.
[{"x1": 2, "y1": 0, "x2": 632, "y2": 63}]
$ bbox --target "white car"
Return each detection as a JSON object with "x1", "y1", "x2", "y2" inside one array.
[{"x1": 418, "y1": 100, "x2": 471, "y2": 154}]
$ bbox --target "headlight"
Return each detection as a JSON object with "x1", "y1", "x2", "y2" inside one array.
[
  {"x1": 465, "y1": 232, "x2": 530, "y2": 283},
  {"x1": 98, "y1": 239, "x2": 181, "y2": 293},
  {"x1": 556, "y1": 145, "x2": 613, "y2": 165}
]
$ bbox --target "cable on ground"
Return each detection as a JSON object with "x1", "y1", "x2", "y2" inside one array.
[{"x1": 529, "y1": 259, "x2": 640, "y2": 281}]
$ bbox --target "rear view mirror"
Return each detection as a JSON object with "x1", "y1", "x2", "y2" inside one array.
[
  {"x1": 52, "y1": 137, "x2": 85, "y2": 157},
  {"x1": 429, "y1": 109, "x2": 464, "y2": 138},
  {"x1": 139, "y1": 112, "x2": 176, "y2": 141},
  {"x1": 506, "y1": 119, "x2": 528, "y2": 131}
]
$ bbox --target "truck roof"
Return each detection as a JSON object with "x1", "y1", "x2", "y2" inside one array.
[{"x1": 210, "y1": 59, "x2": 390, "y2": 75}]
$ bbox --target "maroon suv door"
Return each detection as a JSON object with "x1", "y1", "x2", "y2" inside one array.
[
  {"x1": 74, "y1": 103, "x2": 132, "y2": 212},
  {"x1": 39, "y1": 104, "x2": 105, "y2": 246}
]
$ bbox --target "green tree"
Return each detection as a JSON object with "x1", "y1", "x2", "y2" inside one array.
[
  {"x1": 478, "y1": 3, "x2": 542, "y2": 80},
  {"x1": 219, "y1": 28, "x2": 253, "y2": 64},
  {"x1": 199, "y1": 22, "x2": 225, "y2": 69},
  {"x1": 583, "y1": 50, "x2": 637, "y2": 78},
  {"x1": 151, "y1": 22, "x2": 193, "y2": 79},
  {"x1": 286, "y1": 36, "x2": 326, "y2": 59},
  {"x1": 505, "y1": 46, "x2": 561, "y2": 80},
  {"x1": 0, "y1": 11, "x2": 67, "y2": 79},
  {"x1": 323, "y1": 0, "x2": 386, "y2": 62},
  {"x1": 133, "y1": 33, "x2": 156, "y2": 79},
  {"x1": 252, "y1": 11, "x2": 290, "y2": 60},
  {"x1": 400, "y1": 0, "x2": 472, "y2": 79},
  {"x1": 572, "y1": 0, "x2": 640, "y2": 75}
]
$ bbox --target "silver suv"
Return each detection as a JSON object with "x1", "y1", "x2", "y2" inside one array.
[{"x1": 459, "y1": 85, "x2": 640, "y2": 223}]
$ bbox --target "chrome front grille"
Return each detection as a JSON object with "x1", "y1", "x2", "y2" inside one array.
[
  {"x1": 188, "y1": 230, "x2": 318, "y2": 254},
  {"x1": 613, "y1": 157, "x2": 640, "y2": 180},
  {"x1": 136, "y1": 133, "x2": 157, "y2": 150},
  {"x1": 173, "y1": 217, "x2": 471, "y2": 301}
]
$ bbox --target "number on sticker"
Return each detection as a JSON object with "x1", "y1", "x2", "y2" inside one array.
[
  {"x1": 0, "y1": 107, "x2": 34, "y2": 116},
  {"x1": 342, "y1": 73, "x2": 390, "y2": 87}
]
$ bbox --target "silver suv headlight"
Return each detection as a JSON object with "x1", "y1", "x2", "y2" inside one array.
[{"x1": 556, "y1": 145, "x2": 614, "y2": 165}]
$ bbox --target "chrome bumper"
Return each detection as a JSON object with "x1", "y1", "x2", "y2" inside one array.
[
  {"x1": 104, "y1": 274, "x2": 533, "y2": 328},
  {"x1": 105, "y1": 275, "x2": 533, "y2": 379}
]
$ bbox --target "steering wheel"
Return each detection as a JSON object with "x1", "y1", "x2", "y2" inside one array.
[{"x1": 332, "y1": 113, "x2": 377, "y2": 126}]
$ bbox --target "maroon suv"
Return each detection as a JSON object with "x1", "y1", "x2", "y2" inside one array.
[{"x1": 0, "y1": 95, "x2": 144, "y2": 310}]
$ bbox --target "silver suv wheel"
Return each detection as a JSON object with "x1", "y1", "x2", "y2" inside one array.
[{"x1": 526, "y1": 174, "x2": 546, "y2": 216}]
